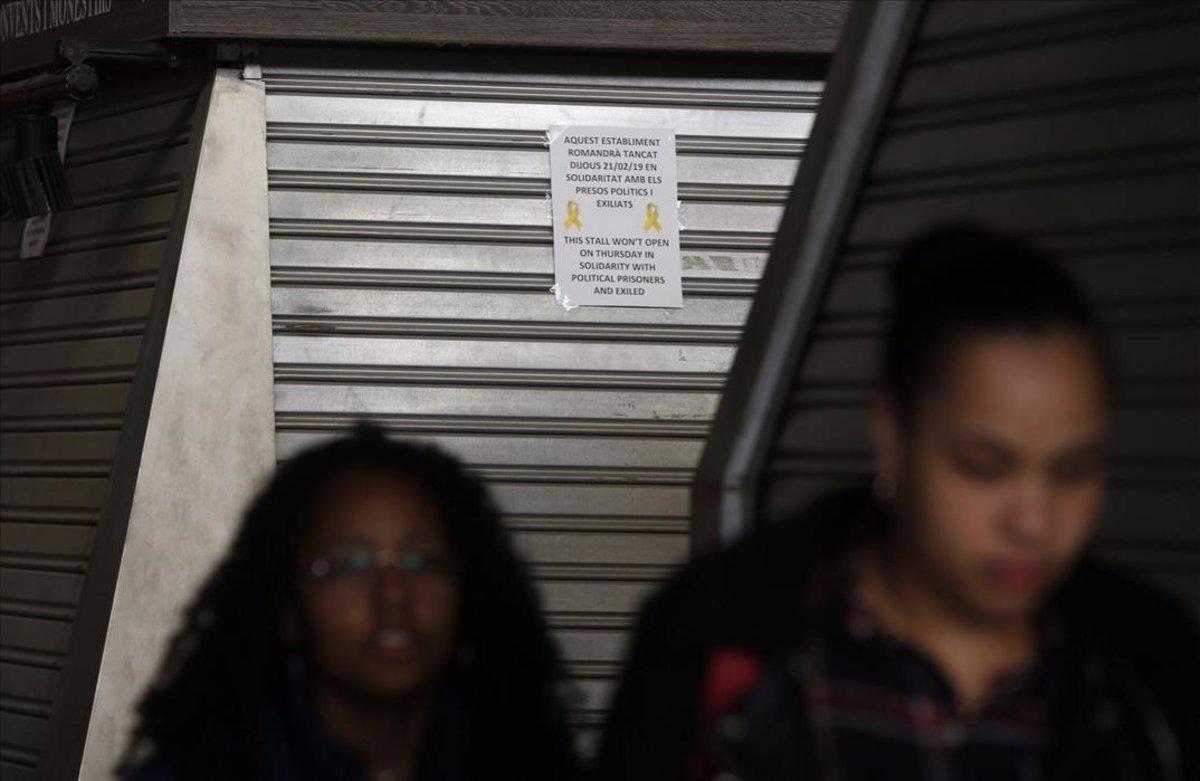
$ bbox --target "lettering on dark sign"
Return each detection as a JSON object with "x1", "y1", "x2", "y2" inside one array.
[{"x1": 0, "y1": 0, "x2": 116, "y2": 41}]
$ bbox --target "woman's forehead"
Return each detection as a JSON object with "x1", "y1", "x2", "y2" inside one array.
[
  {"x1": 919, "y1": 332, "x2": 1108, "y2": 442},
  {"x1": 306, "y1": 469, "x2": 447, "y2": 545}
]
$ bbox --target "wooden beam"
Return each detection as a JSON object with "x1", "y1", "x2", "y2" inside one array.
[
  {"x1": 168, "y1": 0, "x2": 849, "y2": 55},
  {"x1": 4, "y1": 1, "x2": 847, "y2": 80}
]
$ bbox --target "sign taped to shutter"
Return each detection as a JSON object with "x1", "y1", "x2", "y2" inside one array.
[{"x1": 549, "y1": 126, "x2": 682, "y2": 308}]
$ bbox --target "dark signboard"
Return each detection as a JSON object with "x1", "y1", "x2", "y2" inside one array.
[{"x1": 1, "y1": 0, "x2": 167, "y2": 76}]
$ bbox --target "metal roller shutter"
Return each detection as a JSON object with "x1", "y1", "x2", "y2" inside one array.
[
  {"x1": 765, "y1": 0, "x2": 1200, "y2": 608},
  {"x1": 0, "y1": 73, "x2": 204, "y2": 779},
  {"x1": 261, "y1": 47, "x2": 821, "y2": 750}
]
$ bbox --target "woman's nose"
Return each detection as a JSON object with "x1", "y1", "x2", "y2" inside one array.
[
  {"x1": 373, "y1": 564, "x2": 411, "y2": 607},
  {"x1": 1008, "y1": 479, "x2": 1054, "y2": 544}
]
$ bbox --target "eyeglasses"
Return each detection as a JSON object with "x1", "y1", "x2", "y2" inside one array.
[{"x1": 304, "y1": 549, "x2": 457, "y2": 585}]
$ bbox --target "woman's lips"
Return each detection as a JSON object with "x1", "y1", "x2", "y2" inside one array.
[
  {"x1": 985, "y1": 561, "x2": 1048, "y2": 592},
  {"x1": 369, "y1": 628, "x2": 420, "y2": 659}
]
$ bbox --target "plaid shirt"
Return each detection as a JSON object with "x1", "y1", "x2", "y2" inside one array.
[{"x1": 698, "y1": 557, "x2": 1063, "y2": 781}]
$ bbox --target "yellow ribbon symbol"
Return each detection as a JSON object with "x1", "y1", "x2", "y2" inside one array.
[
  {"x1": 563, "y1": 200, "x2": 583, "y2": 230},
  {"x1": 642, "y1": 202, "x2": 663, "y2": 232}
]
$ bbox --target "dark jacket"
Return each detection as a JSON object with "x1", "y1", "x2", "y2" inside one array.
[
  {"x1": 131, "y1": 669, "x2": 580, "y2": 781},
  {"x1": 131, "y1": 675, "x2": 470, "y2": 781},
  {"x1": 594, "y1": 488, "x2": 1200, "y2": 781}
]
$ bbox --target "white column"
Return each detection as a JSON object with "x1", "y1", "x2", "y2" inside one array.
[{"x1": 76, "y1": 68, "x2": 275, "y2": 780}]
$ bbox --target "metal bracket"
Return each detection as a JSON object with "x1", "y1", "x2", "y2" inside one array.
[
  {"x1": 0, "y1": 63, "x2": 97, "y2": 109},
  {"x1": 58, "y1": 38, "x2": 182, "y2": 69},
  {"x1": 214, "y1": 41, "x2": 262, "y2": 80},
  {"x1": 242, "y1": 59, "x2": 263, "y2": 81}
]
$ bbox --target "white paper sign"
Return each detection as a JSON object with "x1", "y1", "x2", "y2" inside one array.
[
  {"x1": 20, "y1": 215, "x2": 52, "y2": 258},
  {"x1": 550, "y1": 126, "x2": 682, "y2": 308},
  {"x1": 20, "y1": 101, "x2": 76, "y2": 260}
]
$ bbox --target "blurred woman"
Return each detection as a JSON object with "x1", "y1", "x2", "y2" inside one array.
[
  {"x1": 596, "y1": 225, "x2": 1198, "y2": 781},
  {"x1": 122, "y1": 426, "x2": 579, "y2": 780}
]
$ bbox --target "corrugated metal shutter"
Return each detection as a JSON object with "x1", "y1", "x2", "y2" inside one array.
[
  {"x1": 765, "y1": 0, "x2": 1200, "y2": 607},
  {"x1": 0, "y1": 74, "x2": 203, "y2": 779},
  {"x1": 261, "y1": 47, "x2": 821, "y2": 749}
]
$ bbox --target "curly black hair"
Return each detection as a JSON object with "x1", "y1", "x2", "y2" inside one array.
[{"x1": 119, "y1": 424, "x2": 579, "y2": 778}]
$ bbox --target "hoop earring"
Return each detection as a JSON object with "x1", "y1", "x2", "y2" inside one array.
[{"x1": 873, "y1": 473, "x2": 897, "y2": 502}]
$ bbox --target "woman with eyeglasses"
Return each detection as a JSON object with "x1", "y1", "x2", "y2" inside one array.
[{"x1": 121, "y1": 425, "x2": 580, "y2": 781}]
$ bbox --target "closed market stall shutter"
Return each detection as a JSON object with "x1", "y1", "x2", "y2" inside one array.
[
  {"x1": 261, "y1": 47, "x2": 821, "y2": 750},
  {"x1": 0, "y1": 71, "x2": 205, "y2": 779}
]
